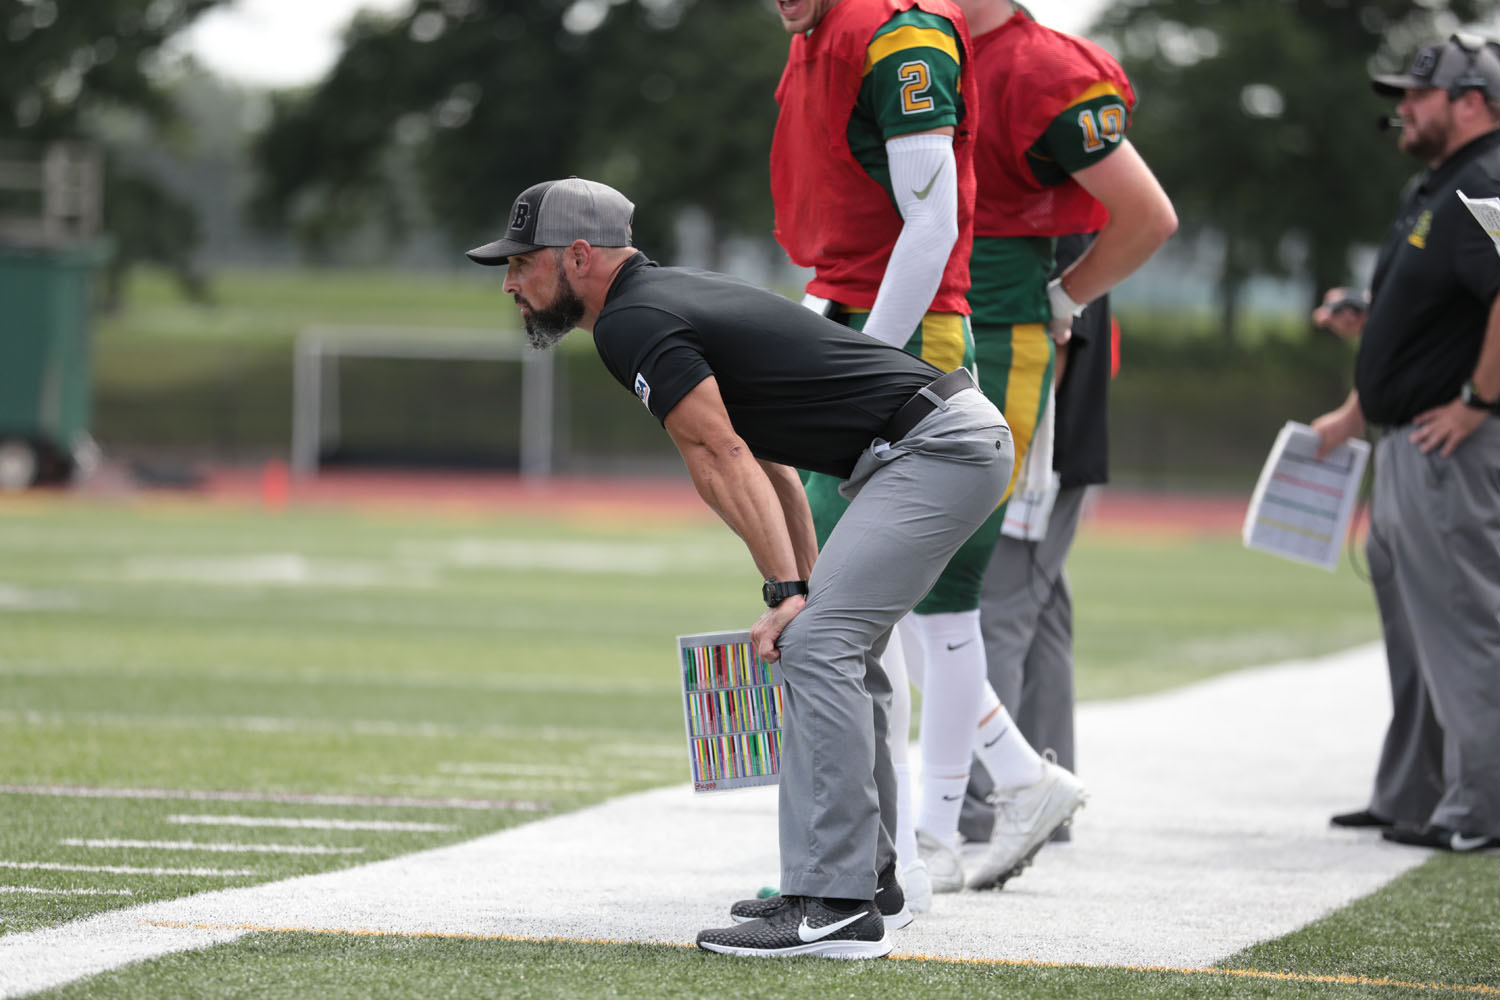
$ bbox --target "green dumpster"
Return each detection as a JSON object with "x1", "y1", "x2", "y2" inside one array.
[{"x1": 0, "y1": 242, "x2": 107, "y2": 489}]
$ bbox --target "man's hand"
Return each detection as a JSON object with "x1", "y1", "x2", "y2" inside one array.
[
  {"x1": 1046, "y1": 313, "x2": 1073, "y2": 346},
  {"x1": 751, "y1": 594, "x2": 805, "y2": 664},
  {"x1": 1311, "y1": 401, "x2": 1363, "y2": 459},
  {"x1": 1411, "y1": 400, "x2": 1488, "y2": 456}
]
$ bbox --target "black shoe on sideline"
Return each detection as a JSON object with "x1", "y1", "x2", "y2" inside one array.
[
  {"x1": 729, "y1": 860, "x2": 913, "y2": 930},
  {"x1": 698, "y1": 895, "x2": 891, "y2": 958},
  {"x1": 1382, "y1": 824, "x2": 1498, "y2": 852},
  {"x1": 1330, "y1": 808, "x2": 1393, "y2": 829}
]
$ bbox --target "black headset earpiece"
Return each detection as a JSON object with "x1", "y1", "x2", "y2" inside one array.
[{"x1": 1447, "y1": 32, "x2": 1496, "y2": 100}]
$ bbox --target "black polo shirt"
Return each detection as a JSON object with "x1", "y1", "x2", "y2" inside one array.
[
  {"x1": 1356, "y1": 129, "x2": 1500, "y2": 426},
  {"x1": 592, "y1": 254, "x2": 942, "y2": 479}
]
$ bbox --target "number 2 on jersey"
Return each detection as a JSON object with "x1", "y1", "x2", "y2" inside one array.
[
  {"x1": 1078, "y1": 103, "x2": 1126, "y2": 152},
  {"x1": 898, "y1": 60, "x2": 934, "y2": 114}
]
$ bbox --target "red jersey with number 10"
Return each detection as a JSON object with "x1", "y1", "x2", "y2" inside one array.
[
  {"x1": 971, "y1": 12, "x2": 1134, "y2": 237},
  {"x1": 771, "y1": 0, "x2": 977, "y2": 312}
]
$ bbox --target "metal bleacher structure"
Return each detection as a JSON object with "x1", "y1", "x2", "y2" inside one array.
[{"x1": 289, "y1": 325, "x2": 556, "y2": 481}]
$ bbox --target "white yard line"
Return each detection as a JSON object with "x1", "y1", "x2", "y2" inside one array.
[
  {"x1": 0, "y1": 785, "x2": 544, "y2": 812},
  {"x1": 1, "y1": 644, "x2": 1429, "y2": 998},
  {"x1": 0, "y1": 862, "x2": 256, "y2": 877},
  {"x1": 0, "y1": 888, "x2": 133, "y2": 897},
  {"x1": 0, "y1": 707, "x2": 635, "y2": 744},
  {"x1": 167, "y1": 816, "x2": 455, "y2": 833},
  {"x1": 58, "y1": 840, "x2": 363, "y2": 856}
]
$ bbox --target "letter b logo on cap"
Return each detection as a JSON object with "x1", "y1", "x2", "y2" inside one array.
[{"x1": 510, "y1": 201, "x2": 531, "y2": 232}]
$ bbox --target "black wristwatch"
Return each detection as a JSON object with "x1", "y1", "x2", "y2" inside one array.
[
  {"x1": 762, "y1": 578, "x2": 809, "y2": 608},
  {"x1": 1460, "y1": 380, "x2": 1500, "y2": 414}
]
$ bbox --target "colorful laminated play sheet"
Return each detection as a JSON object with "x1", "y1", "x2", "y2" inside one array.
[
  {"x1": 677, "y1": 630, "x2": 783, "y2": 792},
  {"x1": 1243, "y1": 420, "x2": 1370, "y2": 571}
]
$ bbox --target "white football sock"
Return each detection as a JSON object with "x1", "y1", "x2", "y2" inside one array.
[
  {"x1": 973, "y1": 691, "x2": 1045, "y2": 792},
  {"x1": 908, "y1": 610, "x2": 987, "y2": 849}
]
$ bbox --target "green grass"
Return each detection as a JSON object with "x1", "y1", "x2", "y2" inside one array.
[
  {"x1": 3, "y1": 497, "x2": 1485, "y2": 1000},
  {"x1": 98, "y1": 266, "x2": 515, "y2": 342},
  {"x1": 32, "y1": 856, "x2": 1500, "y2": 1000}
]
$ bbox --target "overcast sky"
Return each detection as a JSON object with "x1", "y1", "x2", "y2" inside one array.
[{"x1": 178, "y1": 0, "x2": 1112, "y2": 88}]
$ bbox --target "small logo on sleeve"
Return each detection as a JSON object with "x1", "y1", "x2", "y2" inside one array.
[{"x1": 634, "y1": 373, "x2": 651, "y2": 408}]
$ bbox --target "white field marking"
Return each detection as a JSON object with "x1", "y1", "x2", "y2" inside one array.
[
  {"x1": 0, "y1": 784, "x2": 546, "y2": 812},
  {"x1": 0, "y1": 644, "x2": 1429, "y2": 997},
  {"x1": 0, "y1": 887, "x2": 134, "y2": 897},
  {"x1": 0, "y1": 861, "x2": 257, "y2": 877},
  {"x1": 114, "y1": 554, "x2": 437, "y2": 589},
  {"x1": 396, "y1": 538, "x2": 682, "y2": 575},
  {"x1": 0, "y1": 662, "x2": 671, "y2": 697},
  {"x1": 59, "y1": 839, "x2": 363, "y2": 856},
  {"x1": 166, "y1": 815, "x2": 455, "y2": 833},
  {"x1": 372, "y1": 775, "x2": 604, "y2": 794},
  {"x1": 0, "y1": 707, "x2": 646, "y2": 745},
  {"x1": 0, "y1": 583, "x2": 77, "y2": 611},
  {"x1": 437, "y1": 761, "x2": 619, "y2": 776}
]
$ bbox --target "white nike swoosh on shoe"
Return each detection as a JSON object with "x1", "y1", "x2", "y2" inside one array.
[
  {"x1": 1450, "y1": 832, "x2": 1493, "y2": 851},
  {"x1": 797, "y1": 911, "x2": 867, "y2": 943}
]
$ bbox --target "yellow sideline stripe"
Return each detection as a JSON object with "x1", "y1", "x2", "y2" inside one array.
[{"x1": 139, "y1": 920, "x2": 1500, "y2": 994}]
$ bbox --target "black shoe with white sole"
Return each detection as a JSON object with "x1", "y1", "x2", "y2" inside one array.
[
  {"x1": 1330, "y1": 808, "x2": 1392, "y2": 829},
  {"x1": 728, "y1": 860, "x2": 912, "y2": 929},
  {"x1": 1382, "y1": 824, "x2": 1498, "y2": 852},
  {"x1": 698, "y1": 895, "x2": 890, "y2": 958}
]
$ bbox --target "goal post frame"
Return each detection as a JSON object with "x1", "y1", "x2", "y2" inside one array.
[{"x1": 290, "y1": 325, "x2": 555, "y2": 480}]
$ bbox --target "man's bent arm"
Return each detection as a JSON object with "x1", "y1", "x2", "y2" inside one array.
[
  {"x1": 663, "y1": 377, "x2": 802, "y2": 582},
  {"x1": 861, "y1": 127, "x2": 959, "y2": 348},
  {"x1": 1058, "y1": 139, "x2": 1177, "y2": 306}
]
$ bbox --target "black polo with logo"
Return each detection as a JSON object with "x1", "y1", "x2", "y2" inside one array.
[
  {"x1": 1356, "y1": 129, "x2": 1500, "y2": 426},
  {"x1": 591, "y1": 254, "x2": 942, "y2": 479}
]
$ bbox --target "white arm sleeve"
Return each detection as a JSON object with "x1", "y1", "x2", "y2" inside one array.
[{"x1": 860, "y1": 133, "x2": 960, "y2": 349}]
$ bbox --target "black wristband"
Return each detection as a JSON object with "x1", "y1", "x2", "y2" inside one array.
[{"x1": 762, "y1": 578, "x2": 809, "y2": 608}]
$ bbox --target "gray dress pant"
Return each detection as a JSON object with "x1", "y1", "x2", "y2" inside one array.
[
  {"x1": 959, "y1": 485, "x2": 1085, "y2": 843},
  {"x1": 1366, "y1": 419, "x2": 1500, "y2": 836},
  {"x1": 776, "y1": 388, "x2": 1012, "y2": 900}
]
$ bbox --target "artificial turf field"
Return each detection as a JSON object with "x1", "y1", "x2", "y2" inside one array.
[{"x1": 1, "y1": 490, "x2": 1495, "y2": 999}]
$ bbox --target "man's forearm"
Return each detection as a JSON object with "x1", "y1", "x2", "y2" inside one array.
[
  {"x1": 1471, "y1": 294, "x2": 1500, "y2": 400},
  {"x1": 758, "y1": 459, "x2": 818, "y2": 579},
  {"x1": 1062, "y1": 140, "x2": 1177, "y2": 306},
  {"x1": 682, "y1": 443, "x2": 802, "y2": 582}
]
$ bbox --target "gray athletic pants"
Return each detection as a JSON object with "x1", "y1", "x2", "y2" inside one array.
[
  {"x1": 776, "y1": 388, "x2": 1012, "y2": 900},
  {"x1": 1364, "y1": 419, "x2": 1500, "y2": 836},
  {"x1": 960, "y1": 485, "x2": 1085, "y2": 843}
]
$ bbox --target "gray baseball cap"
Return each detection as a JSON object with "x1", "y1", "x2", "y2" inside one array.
[
  {"x1": 1371, "y1": 33, "x2": 1500, "y2": 99},
  {"x1": 466, "y1": 177, "x2": 635, "y2": 266}
]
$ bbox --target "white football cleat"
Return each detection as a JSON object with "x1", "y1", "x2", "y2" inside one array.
[
  {"x1": 916, "y1": 827, "x2": 964, "y2": 893},
  {"x1": 901, "y1": 858, "x2": 932, "y2": 914},
  {"x1": 969, "y1": 760, "x2": 1086, "y2": 890}
]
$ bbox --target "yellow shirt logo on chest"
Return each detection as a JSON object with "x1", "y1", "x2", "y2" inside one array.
[{"x1": 1408, "y1": 209, "x2": 1433, "y2": 249}]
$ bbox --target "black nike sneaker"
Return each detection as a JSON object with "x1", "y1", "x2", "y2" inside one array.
[
  {"x1": 697, "y1": 895, "x2": 890, "y2": 958},
  {"x1": 728, "y1": 860, "x2": 913, "y2": 929}
]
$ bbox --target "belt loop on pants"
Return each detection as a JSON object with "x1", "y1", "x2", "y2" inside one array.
[{"x1": 882, "y1": 368, "x2": 976, "y2": 443}]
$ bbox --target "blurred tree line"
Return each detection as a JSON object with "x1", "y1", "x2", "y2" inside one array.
[
  {"x1": 5, "y1": 0, "x2": 1500, "y2": 335},
  {"x1": 1094, "y1": 0, "x2": 1500, "y2": 340},
  {"x1": 249, "y1": 0, "x2": 787, "y2": 268},
  {"x1": 0, "y1": 0, "x2": 225, "y2": 305}
]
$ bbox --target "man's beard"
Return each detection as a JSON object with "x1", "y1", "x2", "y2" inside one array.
[
  {"x1": 520, "y1": 273, "x2": 586, "y2": 350},
  {"x1": 1401, "y1": 114, "x2": 1450, "y2": 163}
]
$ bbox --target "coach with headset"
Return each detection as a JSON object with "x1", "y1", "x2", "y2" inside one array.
[{"x1": 1313, "y1": 33, "x2": 1500, "y2": 853}]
